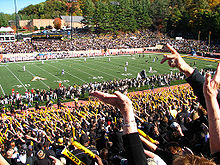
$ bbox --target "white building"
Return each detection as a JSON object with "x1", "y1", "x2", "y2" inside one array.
[{"x1": 0, "y1": 27, "x2": 16, "y2": 42}]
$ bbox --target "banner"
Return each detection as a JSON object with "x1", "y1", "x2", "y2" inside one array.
[
  {"x1": 72, "y1": 141, "x2": 96, "y2": 158},
  {"x1": 61, "y1": 148, "x2": 86, "y2": 165}
]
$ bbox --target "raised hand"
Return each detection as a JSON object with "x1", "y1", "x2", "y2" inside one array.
[
  {"x1": 203, "y1": 63, "x2": 220, "y2": 155},
  {"x1": 160, "y1": 43, "x2": 194, "y2": 77},
  {"x1": 203, "y1": 63, "x2": 220, "y2": 98},
  {"x1": 90, "y1": 91, "x2": 135, "y2": 123}
]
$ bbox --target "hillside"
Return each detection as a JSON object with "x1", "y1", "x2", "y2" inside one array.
[{"x1": 18, "y1": 0, "x2": 82, "y2": 20}]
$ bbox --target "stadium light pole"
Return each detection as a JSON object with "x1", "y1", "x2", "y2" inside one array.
[
  {"x1": 198, "y1": 31, "x2": 201, "y2": 51},
  {"x1": 208, "y1": 31, "x2": 211, "y2": 53},
  {"x1": 68, "y1": 0, "x2": 77, "y2": 40},
  {"x1": 14, "y1": 0, "x2": 18, "y2": 40}
]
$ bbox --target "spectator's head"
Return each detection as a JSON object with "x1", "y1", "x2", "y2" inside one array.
[
  {"x1": 44, "y1": 141, "x2": 50, "y2": 149},
  {"x1": 170, "y1": 122, "x2": 180, "y2": 129},
  {"x1": 173, "y1": 154, "x2": 216, "y2": 165},
  {"x1": 37, "y1": 150, "x2": 45, "y2": 159},
  {"x1": 26, "y1": 149, "x2": 32, "y2": 157},
  {"x1": 28, "y1": 145, "x2": 33, "y2": 151},
  {"x1": 166, "y1": 142, "x2": 182, "y2": 155},
  {"x1": 57, "y1": 138, "x2": 64, "y2": 146},
  {"x1": 10, "y1": 141, "x2": 16, "y2": 149},
  {"x1": 80, "y1": 134, "x2": 89, "y2": 146},
  {"x1": 100, "y1": 148, "x2": 108, "y2": 160}
]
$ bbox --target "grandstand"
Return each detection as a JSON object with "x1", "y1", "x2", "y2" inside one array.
[
  {"x1": 0, "y1": 26, "x2": 220, "y2": 165},
  {"x1": 1, "y1": 0, "x2": 220, "y2": 163}
]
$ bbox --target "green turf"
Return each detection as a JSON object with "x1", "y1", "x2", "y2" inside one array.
[{"x1": 0, "y1": 53, "x2": 218, "y2": 95}]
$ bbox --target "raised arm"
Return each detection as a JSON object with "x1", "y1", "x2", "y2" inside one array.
[
  {"x1": 161, "y1": 43, "x2": 220, "y2": 109},
  {"x1": 203, "y1": 63, "x2": 220, "y2": 155},
  {"x1": 0, "y1": 154, "x2": 10, "y2": 165},
  {"x1": 90, "y1": 91, "x2": 136, "y2": 134},
  {"x1": 160, "y1": 43, "x2": 194, "y2": 78},
  {"x1": 90, "y1": 91, "x2": 147, "y2": 165}
]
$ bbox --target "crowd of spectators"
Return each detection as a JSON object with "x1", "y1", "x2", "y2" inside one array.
[
  {"x1": 0, "y1": 30, "x2": 220, "y2": 165},
  {"x1": 0, "y1": 70, "x2": 187, "y2": 110},
  {"x1": 0, "y1": 72, "x2": 219, "y2": 165},
  {"x1": 0, "y1": 29, "x2": 219, "y2": 55},
  {"x1": 0, "y1": 45, "x2": 219, "y2": 165}
]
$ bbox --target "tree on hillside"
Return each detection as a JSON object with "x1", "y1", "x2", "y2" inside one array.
[
  {"x1": 81, "y1": 0, "x2": 96, "y2": 31},
  {"x1": 10, "y1": 0, "x2": 219, "y2": 39},
  {"x1": 133, "y1": 0, "x2": 152, "y2": 29},
  {"x1": 149, "y1": 0, "x2": 170, "y2": 32},
  {"x1": 18, "y1": 0, "x2": 68, "y2": 19},
  {"x1": 54, "y1": 18, "x2": 62, "y2": 29},
  {"x1": 0, "y1": 13, "x2": 13, "y2": 27}
]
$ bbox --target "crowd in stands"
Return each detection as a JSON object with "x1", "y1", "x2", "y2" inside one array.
[
  {"x1": 0, "y1": 29, "x2": 219, "y2": 55},
  {"x1": 0, "y1": 70, "x2": 187, "y2": 110},
  {"x1": 0, "y1": 44, "x2": 219, "y2": 165},
  {"x1": 0, "y1": 84, "x2": 198, "y2": 165}
]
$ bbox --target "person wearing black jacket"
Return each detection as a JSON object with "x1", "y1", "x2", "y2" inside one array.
[
  {"x1": 161, "y1": 43, "x2": 220, "y2": 164},
  {"x1": 91, "y1": 91, "x2": 148, "y2": 165},
  {"x1": 72, "y1": 134, "x2": 99, "y2": 165},
  {"x1": 160, "y1": 43, "x2": 220, "y2": 109}
]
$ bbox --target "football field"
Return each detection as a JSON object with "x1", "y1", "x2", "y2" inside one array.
[{"x1": 0, "y1": 53, "x2": 218, "y2": 95}]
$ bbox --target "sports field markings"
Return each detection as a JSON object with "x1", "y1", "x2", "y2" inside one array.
[
  {"x1": 74, "y1": 60, "x2": 122, "y2": 80},
  {"x1": 0, "y1": 84, "x2": 5, "y2": 95},
  {"x1": 33, "y1": 64, "x2": 70, "y2": 86},
  {"x1": 46, "y1": 63, "x2": 87, "y2": 83},
  {"x1": 61, "y1": 58, "x2": 120, "y2": 80},
  {"x1": 111, "y1": 56, "x2": 159, "y2": 71},
  {"x1": 56, "y1": 61, "x2": 96, "y2": 78},
  {"x1": 5, "y1": 66, "x2": 27, "y2": 91},
  {"x1": 92, "y1": 59, "x2": 138, "y2": 75},
  {"x1": 95, "y1": 56, "x2": 155, "y2": 75},
  {"x1": 127, "y1": 54, "x2": 177, "y2": 73},
  {"x1": 16, "y1": 64, "x2": 50, "y2": 89}
]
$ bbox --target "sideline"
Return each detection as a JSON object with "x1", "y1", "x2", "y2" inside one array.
[{"x1": 0, "y1": 84, "x2": 5, "y2": 95}]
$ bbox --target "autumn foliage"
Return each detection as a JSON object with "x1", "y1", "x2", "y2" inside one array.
[{"x1": 53, "y1": 18, "x2": 62, "y2": 30}]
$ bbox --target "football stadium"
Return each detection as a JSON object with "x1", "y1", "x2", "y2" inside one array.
[
  {"x1": 0, "y1": 53, "x2": 219, "y2": 94},
  {"x1": 0, "y1": 0, "x2": 220, "y2": 165}
]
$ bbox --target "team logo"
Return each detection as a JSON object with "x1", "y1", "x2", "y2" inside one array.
[{"x1": 31, "y1": 76, "x2": 47, "y2": 81}]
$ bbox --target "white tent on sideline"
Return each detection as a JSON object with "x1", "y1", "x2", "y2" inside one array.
[{"x1": 0, "y1": 27, "x2": 14, "y2": 32}]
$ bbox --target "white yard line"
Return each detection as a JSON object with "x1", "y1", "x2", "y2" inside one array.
[
  {"x1": 93, "y1": 60, "x2": 138, "y2": 74},
  {"x1": 46, "y1": 63, "x2": 87, "y2": 83},
  {"x1": 0, "y1": 84, "x2": 5, "y2": 95},
  {"x1": 34, "y1": 65, "x2": 70, "y2": 86},
  {"x1": 58, "y1": 61, "x2": 96, "y2": 78},
  {"x1": 77, "y1": 62, "x2": 122, "y2": 79},
  {"x1": 5, "y1": 66, "x2": 27, "y2": 90},
  {"x1": 16, "y1": 64, "x2": 50, "y2": 89},
  {"x1": 109, "y1": 58, "x2": 146, "y2": 71},
  {"x1": 25, "y1": 69, "x2": 50, "y2": 89}
]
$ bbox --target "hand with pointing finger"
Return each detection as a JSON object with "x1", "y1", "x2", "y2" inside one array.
[
  {"x1": 160, "y1": 43, "x2": 194, "y2": 77},
  {"x1": 203, "y1": 63, "x2": 220, "y2": 98}
]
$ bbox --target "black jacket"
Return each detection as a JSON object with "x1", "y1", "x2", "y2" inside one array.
[
  {"x1": 186, "y1": 69, "x2": 220, "y2": 109},
  {"x1": 122, "y1": 132, "x2": 147, "y2": 165}
]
